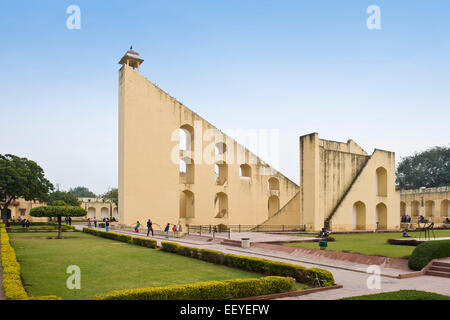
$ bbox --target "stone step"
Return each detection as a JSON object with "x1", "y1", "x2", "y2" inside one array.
[
  {"x1": 433, "y1": 261, "x2": 450, "y2": 268},
  {"x1": 426, "y1": 270, "x2": 450, "y2": 278},
  {"x1": 221, "y1": 239, "x2": 241, "y2": 247},
  {"x1": 429, "y1": 266, "x2": 450, "y2": 273}
]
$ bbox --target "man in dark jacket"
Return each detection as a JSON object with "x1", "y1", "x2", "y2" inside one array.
[{"x1": 147, "y1": 219, "x2": 154, "y2": 237}]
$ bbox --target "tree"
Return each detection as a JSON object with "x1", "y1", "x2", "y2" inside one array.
[
  {"x1": 396, "y1": 146, "x2": 450, "y2": 190},
  {"x1": 30, "y1": 201, "x2": 86, "y2": 239},
  {"x1": 0, "y1": 154, "x2": 54, "y2": 226},
  {"x1": 69, "y1": 186, "x2": 97, "y2": 198},
  {"x1": 102, "y1": 188, "x2": 118, "y2": 206},
  {"x1": 49, "y1": 190, "x2": 81, "y2": 206}
]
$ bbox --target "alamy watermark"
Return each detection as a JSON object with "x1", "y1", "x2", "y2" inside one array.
[
  {"x1": 66, "y1": 5, "x2": 81, "y2": 30},
  {"x1": 366, "y1": 5, "x2": 381, "y2": 30},
  {"x1": 366, "y1": 265, "x2": 381, "y2": 290},
  {"x1": 66, "y1": 265, "x2": 81, "y2": 290}
]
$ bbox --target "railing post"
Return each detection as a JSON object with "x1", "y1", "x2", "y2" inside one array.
[
  {"x1": 256, "y1": 225, "x2": 259, "y2": 232},
  {"x1": 228, "y1": 228, "x2": 230, "y2": 239},
  {"x1": 282, "y1": 224, "x2": 285, "y2": 232},
  {"x1": 209, "y1": 224, "x2": 211, "y2": 233},
  {"x1": 199, "y1": 226, "x2": 202, "y2": 236},
  {"x1": 239, "y1": 224, "x2": 241, "y2": 233}
]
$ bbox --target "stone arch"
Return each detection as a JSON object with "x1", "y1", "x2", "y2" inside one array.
[
  {"x1": 179, "y1": 190, "x2": 195, "y2": 219},
  {"x1": 101, "y1": 207, "x2": 109, "y2": 219},
  {"x1": 268, "y1": 177, "x2": 280, "y2": 191},
  {"x1": 214, "y1": 161, "x2": 228, "y2": 185},
  {"x1": 441, "y1": 199, "x2": 449, "y2": 217},
  {"x1": 376, "y1": 167, "x2": 388, "y2": 197},
  {"x1": 215, "y1": 142, "x2": 227, "y2": 155},
  {"x1": 411, "y1": 200, "x2": 420, "y2": 217},
  {"x1": 113, "y1": 207, "x2": 118, "y2": 219},
  {"x1": 179, "y1": 124, "x2": 194, "y2": 152},
  {"x1": 353, "y1": 201, "x2": 366, "y2": 230},
  {"x1": 239, "y1": 164, "x2": 251, "y2": 179},
  {"x1": 180, "y1": 157, "x2": 194, "y2": 184},
  {"x1": 268, "y1": 195, "x2": 280, "y2": 218},
  {"x1": 214, "y1": 192, "x2": 228, "y2": 218},
  {"x1": 376, "y1": 202, "x2": 388, "y2": 230},
  {"x1": 87, "y1": 207, "x2": 96, "y2": 219},
  {"x1": 400, "y1": 201, "x2": 406, "y2": 217},
  {"x1": 425, "y1": 200, "x2": 435, "y2": 217}
]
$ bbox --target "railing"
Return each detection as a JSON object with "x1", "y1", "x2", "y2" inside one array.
[
  {"x1": 110, "y1": 225, "x2": 183, "y2": 238},
  {"x1": 187, "y1": 224, "x2": 305, "y2": 236}
]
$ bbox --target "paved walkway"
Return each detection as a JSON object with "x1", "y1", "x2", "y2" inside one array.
[{"x1": 76, "y1": 225, "x2": 450, "y2": 299}]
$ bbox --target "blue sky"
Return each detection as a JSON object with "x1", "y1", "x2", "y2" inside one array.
[{"x1": 1, "y1": 1, "x2": 449, "y2": 194}]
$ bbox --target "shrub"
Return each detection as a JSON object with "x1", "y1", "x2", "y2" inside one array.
[
  {"x1": 161, "y1": 242, "x2": 335, "y2": 287},
  {"x1": 93, "y1": 276, "x2": 295, "y2": 300},
  {"x1": 130, "y1": 237, "x2": 157, "y2": 249},
  {"x1": 408, "y1": 240, "x2": 450, "y2": 270},
  {"x1": 83, "y1": 228, "x2": 156, "y2": 249}
]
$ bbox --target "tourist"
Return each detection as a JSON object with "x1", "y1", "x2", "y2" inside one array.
[
  {"x1": 21, "y1": 218, "x2": 26, "y2": 228},
  {"x1": 445, "y1": 217, "x2": 450, "y2": 224},
  {"x1": 94, "y1": 217, "x2": 98, "y2": 228},
  {"x1": 176, "y1": 221, "x2": 182, "y2": 232},
  {"x1": 172, "y1": 224, "x2": 177, "y2": 232},
  {"x1": 87, "y1": 217, "x2": 91, "y2": 227},
  {"x1": 147, "y1": 219, "x2": 153, "y2": 237},
  {"x1": 68, "y1": 216, "x2": 72, "y2": 226},
  {"x1": 134, "y1": 221, "x2": 141, "y2": 233},
  {"x1": 105, "y1": 219, "x2": 110, "y2": 232},
  {"x1": 402, "y1": 229, "x2": 411, "y2": 237},
  {"x1": 164, "y1": 223, "x2": 170, "y2": 238}
]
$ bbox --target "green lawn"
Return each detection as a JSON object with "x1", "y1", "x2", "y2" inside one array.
[
  {"x1": 284, "y1": 230, "x2": 450, "y2": 258},
  {"x1": 341, "y1": 290, "x2": 450, "y2": 300},
  {"x1": 10, "y1": 232, "x2": 282, "y2": 300}
]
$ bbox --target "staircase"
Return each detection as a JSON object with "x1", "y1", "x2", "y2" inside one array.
[{"x1": 426, "y1": 260, "x2": 450, "y2": 278}]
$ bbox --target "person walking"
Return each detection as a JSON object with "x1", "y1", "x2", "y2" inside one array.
[
  {"x1": 105, "y1": 218, "x2": 110, "y2": 232},
  {"x1": 94, "y1": 217, "x2": 98, "y2": 228},
  {"x1": 134, "y1": 221, "x2": 141, "y2": 233},
  {"x1": 164, "y1": 223, "x2": 170, "y2": 238},
  {"x1": 147, "y1": 219, "x2": 154, "y2": 237},
  {"x1": 87, "y1": 217, "x2": 91, "y2": 227}
]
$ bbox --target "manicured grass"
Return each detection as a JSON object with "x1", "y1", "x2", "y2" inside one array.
[
  {"x1": 10, "y1": 232, "x2": 283, "y2": 300},
  {"x1": 285, "y1": 230, "x2": 450, "y2": 258},
  {"x1": 341, "y1": 290, "x2": 450, "y2": 300}
]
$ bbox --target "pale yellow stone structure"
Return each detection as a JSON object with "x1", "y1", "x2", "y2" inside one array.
[
  {"x1": 116, "y1": 48, "x2": 440, "y2": 232},
  {"x1": 400, "y1": 186, "x2": 450, "y2": 226}
]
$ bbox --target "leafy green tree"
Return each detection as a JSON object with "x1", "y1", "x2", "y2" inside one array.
[
  {"x1": 30, "y1": 201, "x2": 86, "y2": 239},
  {"x1": 0, "y1": 154, "x2": 54, "y2": 226},
  {"x1": 102, "y1": 188, "x2": 118, "y2": 206},
  {"x1": 396, "y1": 146, "x2": 450, "y2": 190},
  {"x1": 69, "y1": 186, "x2": 97, "y2": 198},
  {"x1": 49, "y1": 190, "x2": 81, "y2": 206}
]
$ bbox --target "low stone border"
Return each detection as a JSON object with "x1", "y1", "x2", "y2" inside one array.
[
  {"x1": 6, "y1": 230, "x2": 75, "y2": 233},
  {"x1": 236, "y1": 284, "x2": 343, "y2": 300}
]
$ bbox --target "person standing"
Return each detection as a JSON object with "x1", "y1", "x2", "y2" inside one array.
[
  {"x1": 94, "y1": 217, "x2": 98, "y2": 228},
  {"x1": 87, "y1": 217, "x2": 91, "y2": 227},
  {"x1": 68, "y1": 216, "x2": 72, "y2": 226},
  {"x1": 25, "y1": 219, "x2": 30, "y2": 228},
  {"x1": 147, "y1": 219, "x2": 154, "y2": 237},
  {"x1": 105, "y1": 218, "x2": 110, "y2": 232},
  {"x1": 176, "y1": 221, "x2": 182, "y2": 232},
  {"x1": 134, "y1": 221, "x2": 141, "y2": 233},
  {"x1": 164, "y1": 223, "x2": 170, "y2": 238}
]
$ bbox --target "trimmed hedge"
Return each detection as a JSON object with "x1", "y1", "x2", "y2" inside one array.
[
  {"x1": 161, "y1": 242, "x2": 335, "y2": 287},
  {"x1": 83, "y1": 228, "x2": 157, "y2": 249},
  {"x1": 408, "y1": 240, "x2": 450, "y2": 270},
  {"x1": 93, "y1": 276, "x2": 295, "y2": 300},
  {"x1": 0, "y1": 223, "x2": 63, "y2": 300}
]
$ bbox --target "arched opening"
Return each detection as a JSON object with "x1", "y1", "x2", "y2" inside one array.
[
  {"x1": 376, "y1": 167, "x2": 388, "y2": 197},
  {"x1": 400, "y1": 201, "x2": 406, "y2": 217},
  {"x1": 268, "y1": 177, "x2": 280, "y2": 191},
  {"x1": 214, "y1": 162, "x2": 228, "y2": 185},
  {"x1": 101, "y1": 207, "x2": 109, "y2": 219},
  {"x1": 180, "y1": 157, "x2": 194, "y2": 184},
  {"x1": 376, "y1": 202, "x2": 388, "y2": 230},
  {"x1": 441, "y1": 200, "x2": 449, "y2": 217},
  {"x1": 88, "y1": 207, "x2": 96, "y2": 219},
  {"x1": 214, "y1": 192, "x2": 228, "y2": 218},
  {"x1": 179, "y1": 190, "x2": 195, "y2": 219},
  {"x1": 411, "y1": 201, "x2": 420, "y2": 217},
  {"x1": 179, "y1": 125, "x2": 194, "y2": 152},
  {"x1": 239, "y1": 164, "x2": 251, "y2": 179},
  {"x1": 214, "y1": 142, "x2": 227, "y2": 155},
  {"x1": 425, "y1": 200, "x2": 435, "y2": 217},
  {"x1": 352, "y1": 201, "x2": 366, "y2": 230},
  {"x1": 268, "y1": 195, "x2": 280, "y2": 218},
  {"x1": 113, "y1": 208, "x2": 118, "y2": 219}
]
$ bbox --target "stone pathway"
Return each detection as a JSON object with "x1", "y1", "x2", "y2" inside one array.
[{"x1": 75, "y1": 225, "x2": 450, "y2": 299}]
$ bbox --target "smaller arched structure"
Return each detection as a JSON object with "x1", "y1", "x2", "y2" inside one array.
[
  {"x1": 441, "y1": 199, "x2": 449, "y2": 217},
  {"x1": 268, "y1": 195, "x2": 280, "y2": 218},
  {"x1": 214, "y1": 192, "x2": 228, "y2": 218},
  {"x1": 376, "y1": 202, "x2": 387, "y2": 230},
  {"x1": 400, "y1": 201, "x2": 406, "y2": 217},
  {"x1": 268, "y1": 177, "x2": 280, "y2": 191},
  {"x1": 425, "y1": 200, "x2": 435, "y2": 217},
  {"x1": 376, "y1": 167, "x2": 388, "y2": 197},
  {"x1": 179, "y1": 190, "x2": 195, "y2": 219},
  {"x1": 239, "y1": 164, "x2": 251, "y2": 179},
  {"x1": 353, "y1": 201, "x2": 366, "y2": 230}
]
